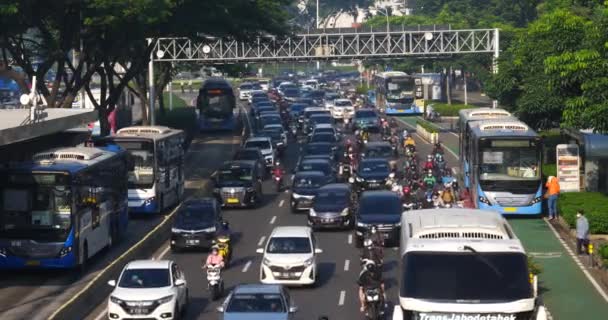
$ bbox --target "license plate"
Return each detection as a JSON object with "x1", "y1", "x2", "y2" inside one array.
[
  {"x1": 25, "y1": 260, "x2": 40, "y2": 266},
  {"x1": 227, "y1": 198, "x2": 239, "y2": 204},
  {"x1": 186, "y1": 239, "x2": 199, "y2": 245},
  {"x1": 382, "y1": 233, "x2": 390, "y2": 239},
  {"x1": 504, "y1": 207, "x2": 517, "y2": 212},
  {"x1": 131, "y1": 308, "x2": 146, "y2": 314},
  {"x1": 281, "y1": 272, "x2": 291, "y2": 277},
  {"x1": 323, "y1": 218, "x2": 333, "y2": 223}
]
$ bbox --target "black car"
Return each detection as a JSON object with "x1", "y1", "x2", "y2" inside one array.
[
  {"x1": 233, "y1": 148, "x2": 267, "y2": 178},
  {"x1": 258, "y1": 114, "x2": 283, "y2": 131},
  {"x1": 213, "y1": 160, "x2": 263, "y2": 208},
  {"x1": 353, "y1": 109, "x2": 380, "y2": 132},
  {"x1": 355, "y1": 191, "x2": 402, "y2": 247},
  {"x1": 308, "y1": 183, "x2": 354, "y2": 229},
  {"x1": 309, "y1": 132, "x2": 339, "y2": 145},
  {"x1": 290, "y1": 171, "x2": 333, "y2": 212},
  {"x1": 294, "y1": 158, "x2": 335, "y2": 178},
  {"x1": 171, "y1": 198, "x2": 222, "y2": 252},
  {"x1": 353, "y1": 158, "x2": 390, "y2": 192},
  {"x1": 302, "y1": 142, "x2": 336, "y2": 159},
  {"x1": 361, "y1": 141, "x2": 398, "y2": 168},
  {"x1": 306, "y1": 114, "x2": 334, "y2": 134},
  {"x1": 260, "y1": 126, "x2": 287, "y2": 154}
]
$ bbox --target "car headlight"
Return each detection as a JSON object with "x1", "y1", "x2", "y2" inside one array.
[
  {"x1": 110, "y1": 296, "x2": 124, "y2": 305},
  {"x1": 309, "y1": 208, "x2": 317, "y2": 217},
  {"x1": 0, "y1": 247, "x2": 7, "y2": 257},
  {"x1": 171, "y1": 228, "x2": 182, "y2": 233},
  {"x1": 356, "y1": 176, "x2": 363, "y2": 182},
  {"x1": 144, "y1": 197, "x2": 156, "y2": 205},
  {"x1": 530, "y1": 196, "x2": 542, "y2": 205},
  {"x1": 479, "y1": 196, "x2": 491, "y2": 205},
  {"x1": 58, "y1": 246, "x2": 72, "y2": 257},
  {"x1": 395, "y1": 221, "x2": 401, "y2": 227},
  {"x1": 263, "y1": 257, "x2": 272, "y2": 266},
  {"x1": 246, "y1": 187, "x2": 255, "y2": 192},
  {"x1": 203, "y1": 226, "x2": 217, "y2": 233},
  {"x1": 156, "y1": 294, "x2": 174, "y2": 305},
  {"x1": 303, "y1": 257, "x2": 314, "y2": 266},
  {"x1": 357, "y1": 221, "x2": 368, "y2": 227},
  {"x1": 340, "y1": 208, "x2": 349, "y2": 216}
]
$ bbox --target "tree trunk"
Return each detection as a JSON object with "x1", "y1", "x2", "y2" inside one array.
[
  {"x1": 157, "y1": 90, "x2": 166, "y2": 116},
  {"x1": 446, "y1": 66, "x2": 452, "y2": 105},
  {"x1": 97, "y1": 107, "x2": 110, "y2": 137},
  {"x1": 132, "y1": 76, "x2": 149, "y2": 125}
]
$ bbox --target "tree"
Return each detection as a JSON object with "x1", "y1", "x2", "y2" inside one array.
[
  {"x1": 320, "y1": 0, "x2": 375, "y2": 26},
  {"x1": 0, "y1": 0, "x2": 290, "y2": 135}
]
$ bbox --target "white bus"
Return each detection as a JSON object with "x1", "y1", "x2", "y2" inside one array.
[
  {"x1": 393, "y1": 209, "x2": 547, "y2": 320},
  {"x1": 100, "y1": 126, "x2": 185, "y2": 214}
]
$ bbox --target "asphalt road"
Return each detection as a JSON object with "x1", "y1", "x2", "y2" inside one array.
[
  {"x1": 84, "y1": 113, "x2": 459, "y2": 320},
  {"x1": 0, "y1": 127, "x2": 239, "y2": 320}
]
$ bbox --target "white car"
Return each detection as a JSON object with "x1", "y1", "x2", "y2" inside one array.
[
  {"x1": 107, "y1": 260, "x2": 188, "y2": 320},
  {"x1": 244, "y1": 136, "x2": 275, "y2": 167},
  {"x1": 330, "y1": 99, "x2": 355, "y2": 120},
  {"x1": 259, "y1": 79, "x2": 270, "y2": 92},
  {"x1": 239, "y1": 83, "x2": 255, "y2": 100},
  {"x1": 257, "y1": 226, "x2": 323, "y2": 286}
]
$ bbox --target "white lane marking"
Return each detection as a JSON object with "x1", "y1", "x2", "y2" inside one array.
[
  {"x1": 242, "y1": 260, "x2": 252, "y2": 273},
  {"x1": 544, "y1": 219, "x2": 608, "y2": 303},
  {"x1": 93, "y1": 309, "x2": 106, "y2": 320},
  {"x1": 348, "y1": 234, "x2": 353, "y2": 244},
  {"x1": 156, "y1": 245, "x2": 171, "y2": 260},
  {"x1": 344, "y1": 259, "x2": 350, "y2": 271},
  {"x1": 258, "y1": 236, "x2": 267, "y2": 246},
  {"x1": 338, "y1": 290, "x2": 346, "y2": 306},
  {"x1": 279, "y1": 200, "x2": 285, "y2": 207},
  {"x1": 269, "y1": 216, "x2": 277, "y2": 224}
]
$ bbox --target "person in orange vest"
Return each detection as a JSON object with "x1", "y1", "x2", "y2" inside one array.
[{"x1": 545, "y1": 176, "x2": 560, "y2": 220}]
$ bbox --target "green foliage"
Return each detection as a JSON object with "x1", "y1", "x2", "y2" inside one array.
[
  {"x1": 430, "y1": 103, "x2": 474, "y2": 117},
  {"x1": 157, "y1": 107, "x2": 197, "y2": 150},
  {"x1": 416, "y1": 119, "x2": 440, "y2": 134},
  {"x1": 599, "y1": 243, "x2": 608, "y2": 263},
  {"x1": 527, "y1": 256, "x2": 543, "y2": 275},
  {"x1": 557, "y1": 192, "x2": 608, "y2": 234},
  {"x1": 162, "y1": 93, "x2": 187, "y2": 109},
  {"x1": 542, "y1": 164, "x2": 557, "y2": 177},
  {"x1": 356, "y1": 84, "x2": 372, "y2": 95}
]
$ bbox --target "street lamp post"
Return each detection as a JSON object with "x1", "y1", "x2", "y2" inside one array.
[
  {"x1": 377, "y1": 8, "x2": 390, "y2": 31},
  {"x1": 316, "y1": 0, "x2": 319, "y2": 29}
]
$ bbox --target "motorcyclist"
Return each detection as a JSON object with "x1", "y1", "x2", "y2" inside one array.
[
  {"x1": 361, "y1": 238, "x2": 383, "y2": 266},
  {"x1": 272, "y1": 161, "x2": 284, "y2": 190},
  {"x1": 204, "y1": 246, "x2": 225, "y2": 269},
  {"x1": 404, "y1": 135, "x2": 416, "y2": 148},
  {"x1": 423, "y1": 154, "x2": 435, "y2": 171},
  {"x1": 440, "y1": 187, "x2": 456, "y2": 207},
  {"x1": 361, "y1": 128, "x2": 370, "y2": 143},
  {"x1": 381, "y1": 120, "x2": 391, "y2": 139},
  {"x1": 423, "y1": 169, "x2": 437, "y2": 189},
  {"x1": 217, "y1": 221, "x2": 231, "y2": 238},
  {"x1": 401, "y1": 186, "x2": 417, "y2": 209},
  {"x1": 358, "y1": 262, "x2": 385, "y2": 313},
  {"x1": 431, "y1": 191, "x2": 442, "y2": 208},
  {"x1": 366, "y1": 225, "x2": 384, "y2": 247},
  {"x1": 432, "y1": 142, "x2": 444, "y2": 156}
]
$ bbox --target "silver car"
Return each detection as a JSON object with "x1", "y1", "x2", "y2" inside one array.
[{"x1": 217, "y1": 284, "x2": 298, "y2": 320}]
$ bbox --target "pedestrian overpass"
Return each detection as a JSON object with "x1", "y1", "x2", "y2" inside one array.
[{"x1": 151, "y1": 28, "x2": 499, "y2": 63}]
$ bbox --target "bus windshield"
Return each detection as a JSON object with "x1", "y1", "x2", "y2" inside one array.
[
  {"x1": 0, "y1": 175, "x2": 72, "y2": 242},
  {"x1": 479, "y1": 140, "x2": 540, "y2": 181},
  {"x1": 201, "y1": 93, "x2": 234, "y2": 118},
  {"x1": 401, "y1": 251, "x2": 532, "y2": 302},
  {"x1": 113, "y1": 141, "x2": 155, "y2": 189},
  {"x1": 386, "y1": 77, "x2": 415, "y2": 101}
]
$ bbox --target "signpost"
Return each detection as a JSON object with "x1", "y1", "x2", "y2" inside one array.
[{"x1": 556, "y1": 144, "x2": 580, "y2": 192}]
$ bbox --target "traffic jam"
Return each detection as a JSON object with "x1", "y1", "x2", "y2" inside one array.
[{"x1": 81, "y1": 72, "x2": 547, "y2": 319}]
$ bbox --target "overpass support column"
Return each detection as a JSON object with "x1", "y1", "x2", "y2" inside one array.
[{"x1": 492, "y1": 28, "x2": 500, "y2": 109}]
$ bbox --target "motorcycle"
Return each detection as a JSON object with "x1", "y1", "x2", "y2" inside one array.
[
  {"x1": 402, "y1": 201, "x2": 418, "y2": 211},
  {"x1": 364, "y1": 287, "x2": 385, "y2": 320},
  {"x1": 289, "y1": 122, "x2": 298, "y2": 137},
  {"x1": 273, "y1": 173, "x2": 284, "y2": 192},
  {"x1": 361, "y1": 246, "x2": 384, "y2": 268},
  {"x1": 206, "y1": 264, "x2": 224, "y2": 300},
  {"x1": 214, "y1": 235, "x2": 232, "y2": 267},
  {"x1": 339, "y1": 162, "x2": 352, "y2": 182}
]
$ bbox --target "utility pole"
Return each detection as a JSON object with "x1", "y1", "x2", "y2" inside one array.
[
  {"x1": 147, "y1": 38, "x2": 155, "y2": 125},
  {"x1": 492, "y1": 28, "x2": 499, "y2": 109},
  {"x1": 316, "y1": 0, "x2": 320, "y2": 29},
  {"x1": 446, "y1": 67, "x2": 451, "y2": 105}
]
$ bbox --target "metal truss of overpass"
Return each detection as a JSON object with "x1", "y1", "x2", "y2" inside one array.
[{"x1": 151, "y1": 28, "x2": 499, "y2": 63}]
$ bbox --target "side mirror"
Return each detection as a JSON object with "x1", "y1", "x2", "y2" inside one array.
[
  {"x1": 256, "y1": 248, "x2": 264, "y2": 254},
  {"x1": 174, "y1": 279, "x2": 186, "y2": 286},
  {"x1": 315, "y1": 248, "x2": 323, "y2": 254},
  {"x1": 289, "y1": 306, "x2": 299, "y2": 313},
  {"x1": 107, "y1": 280, "x2": 116, "y2": 287},
  {"x1": 216, "y1": 306, "x2": 225, "y2": 313}
]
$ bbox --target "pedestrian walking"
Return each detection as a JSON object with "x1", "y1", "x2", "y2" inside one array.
[
  {"x1": 180, "y1": 81, "x2": 185, "y2": 93},
  {"x1": 188, "y1": 79, "x2": 193, "y2": 93},
  {"x1": 545, "y1": 176, "x2": 560, "y2": 220},
  {"x1": 576, "y1": 209, "x2": 590, "y2": 255}
]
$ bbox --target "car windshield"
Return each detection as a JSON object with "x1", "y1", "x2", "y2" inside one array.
[
  {"x1": 290, "y1": 104, "x2": 306, "y2": 113},
  {"x1": 310, "y1": 91, "x2": 325, "y2": 99},
  {"x1": 294, "y1": 175, "x2": 324, "y2": 188},
  {"x1": 235, "y1": 151, "x2": 259, "y2": 161},
  {"x1": 245, "y1": 140, "x2": 271, "y2": 150},
  {"x1": 267, "y1": 236, "x2": 311, "y2": 254},
  {"x1": 219, "y1": 167, "x2": 253, "y2": 182},
  {"x1": 326, "y1": 93, "x2": 339, "y2": 100},
  {"x1": 360, "y1": 195, "x2": 401, "y2": 214},
  {"x1": 360, "y1": 160, "x2": 390, "y2": 174},
  {"x1": 0, "y1": 180, "x2": 72, "y2": 242},
  {"x1": 260, "y1": 117, "x2": 282, "y2": 128},
  {"x1": 226, "y1": 293, "x2": 286, "y2": 313},
  {"x1": 334, "y1": 100, "x2": 352, "y2": 107},
  {"x1": 401, "y1": 252, "x2": 532, "y2": 302},
  {"x1": 240, "y1": 84, "x2": 253, "y2": 90},
  {"x1": 310, "y1": 134, "x2": 336, "y2": 143},
  {"x1": 313, "y1": 128, "x2": 334, "y2": 135},
  {"x1": 314, "y1": 190, "x2": 349, "y2": 207},
  {"x1": 298, "y1": 162, "x2": 330, "y2": 175},
  {"x1": 310, "y1": 116, "x2": 332, "y2": 125},
  {"x1": 261, "y1": 131, "x2": 282, "y2": 141},
  {"x1": 284, "y1": 89, "x2": 300, "y2": 97},
  {"x1": 304, "y1": 144, "x2": 333, "y2": 156},
  {"x1": 118, "y1": 268, "x2": 171, "y2": 288},
  {"x1": 356, "y1": 111, "x2": 376, "y2": 118},
  {"x1": 364, "y1": 146, "x2": 393, "y2": 158},
  {"x1": 175, "y1": 206, "x2": 215, "y2": 229}
]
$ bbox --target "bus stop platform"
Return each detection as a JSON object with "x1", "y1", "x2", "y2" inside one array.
[{"x1": 0, "y1": 108, "x2": 97, "y2": 146}]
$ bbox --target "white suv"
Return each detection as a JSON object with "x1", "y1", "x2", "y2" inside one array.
[
  {"x1": 107, "y1": 260, "x2": 189, "y2": 320},
  {"x1": 330, "y1": 99, "x2": 355, "y2": 120},
  {"x1": 257, "y1": 226, "x2": 323, "y2": 286},
  {"x1": 239, "y1": 83, "x2": 254, "y2": 100},
  {"x1": 244, "y1": 136, "x2": 275, "y2": 168}
]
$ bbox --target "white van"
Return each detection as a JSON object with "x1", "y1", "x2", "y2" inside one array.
[{"x1": 393, "y1": 209, "x2": 547, "y2": 320}]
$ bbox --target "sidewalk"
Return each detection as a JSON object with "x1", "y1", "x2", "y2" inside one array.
[{"x1": 401, "y1": 116, "x2": 608, "y2": 319}]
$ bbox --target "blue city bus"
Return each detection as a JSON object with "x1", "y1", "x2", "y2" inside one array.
[
  {"x1": 197, "y1": 77, "x2": 240, "y2": 131},
  {"x1": 464, "y1": 119, "x2": 543, "y2": 215},
  {"x1": 458, "y1": 108, "x2": 513, "y2": 189},
  {"x1": 373, "y1": 71, "x2": 421, "y2": 115},
  {"x1": 0, "y1": 146, "x2": 130, "y2": 269}
]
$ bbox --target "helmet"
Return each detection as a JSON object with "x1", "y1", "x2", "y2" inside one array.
[
  {"x1": 437, "y1": 154, "x2": 444, "y2": 161},
  {"x1": 364, "y1": 238, "x2": 373, "y2": 247},
  {"x1": 365, "y1": 261, "x2": 377, "y2": 272},
  {"x1": 435, "y1": 142, "x2": 441, "y2": 148},
  {"x1": 371, "y1": 225, "x2": 378, "y2": 233},
  {"x1": 222, "y1": 221, "x2": 229, "y2": 228},
  {"x1": 403, "y1": 186, "x2": 411, "y2": 194},
  {"x1": 427, "y1": 154, "x2": 433, "y2": 160},
  {"x1": 211, "y1": 246, "x2": 219, "y2": 253},
  {"x1": 427, "y1": 169, "x2": 433, "y2": 175},
  {"x1": 275, "y1": 160, "x2": 281, "y2": 166},
  {"x1": 389, "y1": 172, "x2": 395, "y2": 179},
  {"x1": 346, "y1": 139, "x2": 352, "y2": 145}
]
